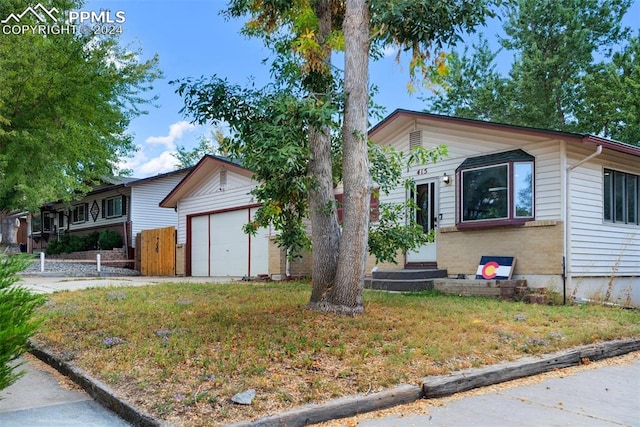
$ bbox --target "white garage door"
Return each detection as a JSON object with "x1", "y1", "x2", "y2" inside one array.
[{"x1": 190, "y1": 208, "x2": 269, "y2": 277}]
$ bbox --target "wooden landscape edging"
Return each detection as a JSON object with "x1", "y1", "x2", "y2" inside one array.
[
  {"x1": 240, "y1": 385, "x2": 423, "y2": 427},
  {"x1": 28, "y1": 343, "x2": 167, "y2": 427},
  {"x1": 235, "y1": 338, "x2": 640, "y2": 427},
  {"x1": 421, "y1": 339, "x2": 640, "y2": 398}
]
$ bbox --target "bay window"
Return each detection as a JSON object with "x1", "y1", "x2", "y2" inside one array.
[{"x1": 457, "y1": 150, "x2": 534, "y2": 227}]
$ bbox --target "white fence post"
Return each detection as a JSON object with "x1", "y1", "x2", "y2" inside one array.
[
  {"x1": 40, "y1": 252, "x2": 45, "y2": 272},
  {"x1": 97, "y1": 254, "x2": 101, "y2": 273}
]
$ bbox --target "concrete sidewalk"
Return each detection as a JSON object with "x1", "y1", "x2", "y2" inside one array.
[
  {"x1": 0, "y1": 355, "x2": 130, "y2": 427},
  {"x1": 354, "y1": 353, "x2": 640, "y2": 427},
  {"x1": 17, "y1": 274, "x2": 233, "y2": 294}
]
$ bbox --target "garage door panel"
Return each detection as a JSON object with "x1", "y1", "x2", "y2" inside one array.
[
  {"x1": 210, "y1": 210, "x2": 248, "y2": 276},
  {"x1": 190, "y1": 216, "x2": 209, "y2": 276},
  {"x1": 249, "y1": 207, "x2": 269, "y2": 276}
]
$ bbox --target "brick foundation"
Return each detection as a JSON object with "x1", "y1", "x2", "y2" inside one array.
[{"x1": 437, "y1": 220, "x2": 564, "y2": 278}]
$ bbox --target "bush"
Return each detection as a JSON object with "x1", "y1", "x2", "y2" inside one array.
[
  {"x1": 45, "y1": 231, "x2": 102, "y2": 255},
  {"x1": 0, "y1": 254, "x2": 45, "y2": 392},
  {"x1": 98, "y1": 229, "x2": 123, "y2": 250}
]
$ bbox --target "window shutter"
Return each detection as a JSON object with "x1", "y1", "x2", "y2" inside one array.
[
  {"x1": 102, "y1": 199, "x2": 106, "y2": 218},
  {"x1": 122, "y1": 195, "x2": 127, "y2": 215},
  {"x1": 84, "y1": 203, "x2": 88, "y2": 222},
  {"x1": 409, "y1": 130, "x2": 422, "y2": 150}
]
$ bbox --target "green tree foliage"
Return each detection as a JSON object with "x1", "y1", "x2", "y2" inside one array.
[
  {"x1": 173, "y1": 128, "x2": 227, "y2": 168},
  {"x1": 577, "y1": 34, "x2": 640, "y2": 144},
  {"x1": 0, "y1": 0, "x2": 161, "y2": 211},
  {"x1": 0, "y1": 255, "x2": 44, "y2": 392},
  {"x1": 427, "y1": 0, "x2": 639, "y2": 146}
]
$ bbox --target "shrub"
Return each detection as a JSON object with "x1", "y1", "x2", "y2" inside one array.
[
  {"x1": 46, "y1": 231, "x2": 102, "y2": 255},
  {"x1": 98, "y1": 229, "x2": 123, "y2": 250},
  {"x1": 82, "y1": 231, "x2": 100, "y2": 251},
  {"x1": 0, "y1": 254, "x2": 45, "y2": 392}
]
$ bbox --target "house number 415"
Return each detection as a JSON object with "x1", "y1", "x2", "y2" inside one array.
[{"x1": 416, "y1": 168, "x2": 428, "y2": 176}]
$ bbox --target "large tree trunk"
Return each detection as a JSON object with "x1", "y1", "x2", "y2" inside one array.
[
  {"x1": 326, "y1": 0, "x2": 371, "y2": 316},
  {"x1": 307, "y1": 125, "x2": 341, "y2": 305},
  {"x1": 307, "y1": 0, "x2": 341, "y2": 308}
]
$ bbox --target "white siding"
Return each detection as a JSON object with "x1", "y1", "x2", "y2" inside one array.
[
  {"x1": 176, "y1": 165, "x2": 257, "y2": 244},
  {"x1": 50, "y1": 188, "x2": 131, "y2": 234},
  {"x1": 568, "y1": 146, "x2": 640, "y2": 277},
  {"x1": 372, "y1": 119, "x2": 565, "y2": 228},
  {"x1": 129, "y1": 171, "x2": 190, "y2": 245}
]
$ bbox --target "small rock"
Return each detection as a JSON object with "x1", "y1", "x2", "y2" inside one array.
[
  {"x1": 515, "y1": 314, "x2": 526, "y2": 321},
  {"x1": 231, "y1": 389, "x2": 256, "y2": 405}
]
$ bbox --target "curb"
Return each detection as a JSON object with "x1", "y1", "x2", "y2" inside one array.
[
  {"x1": 19, "y1": 272, "x2": 141, "y2": 278},
  {"x1": 29, "y1": 343, "x2": 172, "y2": 427},
  {"x1": 30, "y1": 338, "x2": 640, "y2": 427}
]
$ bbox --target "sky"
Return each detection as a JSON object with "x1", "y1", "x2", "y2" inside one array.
[{"x1": 81, "y1": 0, "x2": 640, "y2": 178}]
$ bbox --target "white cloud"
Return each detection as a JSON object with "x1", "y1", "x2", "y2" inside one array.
[
  {"x1": 145, "y1": 120, "x2": 196, "y2": 150},
  {"x1": 137, "y1": 151, "x2": 180, "y2": 176},
  {"x1": 117, "y1": 146, "x2": 147, "y2": 173}
]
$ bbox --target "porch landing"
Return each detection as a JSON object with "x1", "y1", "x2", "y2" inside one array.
[
  {"x1": 365, "y1": 269, "x2": 531, "y2": 301},
  {"x1": 365, "y1": 269, "x2": 448, "y2": 292}
]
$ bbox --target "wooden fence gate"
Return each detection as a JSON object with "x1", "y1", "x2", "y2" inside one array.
[{"x1": 136, "y1": 226, "x2": 176, "y2": 276}]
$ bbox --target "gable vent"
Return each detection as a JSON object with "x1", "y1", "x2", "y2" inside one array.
[
  {"x1": 409, "y1": 130, "x2": 422, "y2": 150},
  {"x1": 220, "y1": 169, "x2": 227, "y2": 186}
]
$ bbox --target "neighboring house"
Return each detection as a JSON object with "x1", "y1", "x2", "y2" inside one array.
[
  {"x1": 159, "y1": 155, "x2": 383, "y2": 278},
  {"x1": 30, "y1": 168, "x2": 192, "y2": 255},
  {"x1": 369, "y1": 109, "x2": 639, "y2": 306},
  {"x1": 160, "y1": 155, "x2": 272, "y2": 277},
  {"x1": 159, "y1": 111, "x2": 639, "y2": 306}
]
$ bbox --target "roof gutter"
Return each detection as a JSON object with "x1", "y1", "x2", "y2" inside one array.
[
  {"x1": 567, "y1": 144, "x2": 603, "y2": 171},
  {"x1": 564, "y1": 143, "x2": 603, "y2": 304}
]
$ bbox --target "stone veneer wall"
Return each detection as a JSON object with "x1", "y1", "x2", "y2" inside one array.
[{"x1": 437, "y1": 220, "x2": 564, "y2": 278}]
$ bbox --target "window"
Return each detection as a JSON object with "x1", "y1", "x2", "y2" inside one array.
[
  {"x1": 72, "y1": 204, "x2": 87, "y2": 223},
  {"x1": 604, "y1": 168, "x2": 639, "y2": 225},
  {"x1": 457, "y1": 150, "x2": 534, "y2": 226},
  {"x1": 40, "y1": 212, "x2": 55, "y2": 232},
  {"x1": 102, "y1": 196, "x2": 125, "y2": 218},
  {"x1": 31, "y1": 216, "x2": 41, "y2": 233}
]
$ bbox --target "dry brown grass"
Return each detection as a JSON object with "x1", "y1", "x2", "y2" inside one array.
[{"x1": 33, "y1": 281, "x2": 640, "y2": 426}]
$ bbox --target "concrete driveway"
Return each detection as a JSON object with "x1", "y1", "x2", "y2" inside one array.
[{"x1": 17, "y1": 274, "x2": 234, "y2": 294}]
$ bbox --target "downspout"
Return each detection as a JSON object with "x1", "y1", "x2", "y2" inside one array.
[{"x1": 564, "y1": 144, "x2": 603, "y2": 304}]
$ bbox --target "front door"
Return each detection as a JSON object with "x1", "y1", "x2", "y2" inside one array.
[{"x1": 406, "y1": 181, "x2": 437, "y2": 265}]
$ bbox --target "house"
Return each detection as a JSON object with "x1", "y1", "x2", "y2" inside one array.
[
  {"x1": 369, "y1": 109, "x2": 639, "y2": 306},
  {"x1": 159, "y1": 155, "x2": 274, "y2": 277},
  {"x1": 159, "y1": 155, "x2": 383, "y2": 278},
  {"x1": 30, "y1": 168, "x2": 193, "y2": 256},
  {"x1": 160, "y1": 111, "x2": 639, "y2": 306}
]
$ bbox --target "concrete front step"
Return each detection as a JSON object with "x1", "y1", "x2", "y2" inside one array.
[
  {"x1": 364, "y1": 278, "x2": 435, "y2": 292},
  {"x1": 372, "y1": 269, "x2": 448, "y2": 280}
]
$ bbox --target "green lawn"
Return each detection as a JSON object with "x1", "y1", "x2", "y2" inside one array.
[{"x1": 33, "y1": 281, "x2": 640, "y2": 426}]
